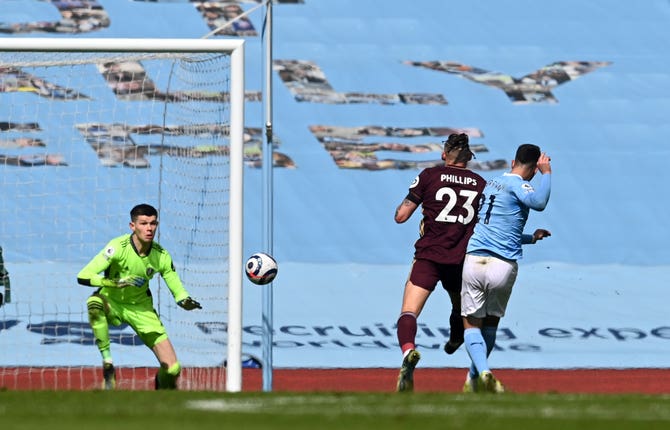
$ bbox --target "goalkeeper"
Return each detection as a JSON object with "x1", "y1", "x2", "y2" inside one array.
[{"x1": 77, "y1": 203, "x2": 202, "y2": 390}]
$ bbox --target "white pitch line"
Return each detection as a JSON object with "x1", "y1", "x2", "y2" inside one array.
[{"x1": 185, "y1": 395, "x2": 670, "y2": 421}]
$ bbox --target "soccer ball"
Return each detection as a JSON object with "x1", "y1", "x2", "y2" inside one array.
[{"x1": 245, "y1": 252, "x2": 278, "y2": 285}]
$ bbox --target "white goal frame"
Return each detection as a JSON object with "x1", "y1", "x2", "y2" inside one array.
[{"x1": 0, "y1": 38, "x2": 245, "y2": 392}]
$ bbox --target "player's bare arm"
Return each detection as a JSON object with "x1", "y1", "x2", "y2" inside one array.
[{"x1": 395, "y1": 198, "x2": 418, "y2": 224}]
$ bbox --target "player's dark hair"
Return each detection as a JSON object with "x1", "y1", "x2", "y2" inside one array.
[
  {"x1": 443, "y1": 133, "x2": 475, "y2": 164},
  {"x1": 130, "y1": 203, "x2": 158, "y2": 221},
  {"x1": 515, "y1": 144, "x2": 541, "y2": 165}
]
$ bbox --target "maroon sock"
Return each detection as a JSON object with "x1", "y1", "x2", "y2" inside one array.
[{"x1": 397, "y1": 312, "x2": 417, "y2": 354}]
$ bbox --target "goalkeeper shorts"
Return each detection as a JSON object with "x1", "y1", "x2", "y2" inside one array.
[{"x1": 99, "y1": 294, "x2": 169, "y2": 348}]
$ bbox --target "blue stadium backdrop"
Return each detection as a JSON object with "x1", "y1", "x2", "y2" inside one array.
[{"x1": 1, "y1": 0, "x2": 669, "y2": 370}]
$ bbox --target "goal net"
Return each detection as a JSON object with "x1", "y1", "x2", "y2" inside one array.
[{"x1": 0, "y1": 38, "x2": 244, "y2": 392}]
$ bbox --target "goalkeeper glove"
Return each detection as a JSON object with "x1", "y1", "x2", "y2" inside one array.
[
  {"x1": 101, "y1": 275, "x2": 145, "y2": 288},
  {"x1": 178, "y1": 297, "x2": 202, "y2": 310}
]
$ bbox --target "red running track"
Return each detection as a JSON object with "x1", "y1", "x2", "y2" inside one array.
[{"x1": 1, "y1": 367, "x2": 669, "y2": 393}]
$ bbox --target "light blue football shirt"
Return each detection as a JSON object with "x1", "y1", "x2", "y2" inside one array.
[{"x1": 467, "y1": 172, "x2": 551, "y2": 260}]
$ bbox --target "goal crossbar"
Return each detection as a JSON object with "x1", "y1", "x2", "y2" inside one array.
[{"x1": 0, "y1": 37, "x2": 244, "y2": 53}]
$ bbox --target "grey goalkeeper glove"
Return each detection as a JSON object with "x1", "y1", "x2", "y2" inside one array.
[
  {"x1": 178, "y1": 297, "x2": 202, "y2": 310},
  {"x1": 101, "y1": 275, "x2": 145, "y2": 288}
]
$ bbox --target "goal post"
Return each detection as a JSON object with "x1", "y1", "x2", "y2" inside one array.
[{"x1": 0, "y1": 38, "x2": 244, "y2": 392}]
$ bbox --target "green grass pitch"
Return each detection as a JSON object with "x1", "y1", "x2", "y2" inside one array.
[{"x1": 1, "y1": 390, "x2": 669, "y2": 430}]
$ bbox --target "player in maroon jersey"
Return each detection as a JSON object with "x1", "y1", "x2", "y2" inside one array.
[{"x1": 394, "y1": 133, "x2": 486, "y2": 392}]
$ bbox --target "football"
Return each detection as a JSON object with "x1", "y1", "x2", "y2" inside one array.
[{"x1": 245, "y1": 252, "x2": 278, "y2": 285}]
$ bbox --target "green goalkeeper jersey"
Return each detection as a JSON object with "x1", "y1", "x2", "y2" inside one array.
[{"x1": 77, "y1": 234, "x2": 190, "y2": 305}]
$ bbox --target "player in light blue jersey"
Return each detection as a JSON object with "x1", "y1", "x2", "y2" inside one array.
[{"x1": 460, "y1": 144, "x2": 552, "y2": 393}]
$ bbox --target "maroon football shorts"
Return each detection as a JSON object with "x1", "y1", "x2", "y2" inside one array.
[{"x1": 409, "y1": 258, "x2": 464, "y2": 294}]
